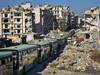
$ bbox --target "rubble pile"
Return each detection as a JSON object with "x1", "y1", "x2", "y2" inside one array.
[
  {"x1": 90, "y1": 52, "x2": 100, "y2": 63},
  {"x1": 48, "y1": 43, "x2": 100, "y2": 72}
]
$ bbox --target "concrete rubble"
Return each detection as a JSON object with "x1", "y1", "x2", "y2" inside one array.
[{"x1": 41, "y1": 38, "x2": 100, "y2": 75}]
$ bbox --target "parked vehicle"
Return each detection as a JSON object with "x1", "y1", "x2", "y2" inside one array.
[{"x1": 0, "y1": 29, "x2": 75, "y2": 75}]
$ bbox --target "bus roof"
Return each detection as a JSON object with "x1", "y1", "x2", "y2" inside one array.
[
  {"x1": 0, "y1": 52, "x2": 12, "y2": 58},
  {"x1": 0, "y1": 44, "x2": 37, "y2": 52},
  {"x1": 49, "y1": 39, "x2": 57, "y2": 42}
]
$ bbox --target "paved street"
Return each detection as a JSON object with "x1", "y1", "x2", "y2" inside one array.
[
  {"x1": 25, "y1": 55, "x2": 54, "y2": 75},
  {"x1": 25, "y1": 43, "x2": 67, "y2": 75}
]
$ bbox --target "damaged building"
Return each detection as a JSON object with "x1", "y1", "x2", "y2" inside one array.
[
  {"x1": 0, "y1": 2, "x2": 35, "y2": 37},
  {"x1": 78, "y1": 7, "x2": 100, "y2": 40}
]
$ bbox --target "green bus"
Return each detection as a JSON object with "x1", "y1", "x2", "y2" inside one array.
[
  {"x1": 49, "y1": 39, "x2": 58, "y2": 55},
  {"x1": 0, "y1": 52, "x2": 13, "y2": 75},
  {"x1": 29, "y1": 40, "x2": 52, "y2": 63},
  {"x1": 0, "y1": 44, "x2": 38, "y2": 75}
]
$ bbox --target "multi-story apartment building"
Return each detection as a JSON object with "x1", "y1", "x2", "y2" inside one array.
[
  {"x1": 33, "y1": 4, "x2": 53, "y2": 34},
  {"x1": 51, "y1": 5, "x2": 70, "y2": 29},
  {"x1": 0, "y1": 2, "x2": 79, "y2": 37},
  {"x1": 70, "y1": 12, "x2": 78, "y2": 28},
  {"x1": 0, "y1": 6, "x2": 11, "y2": 37},
  {"x1": 0, "y1": 2, "x2": 35, "y2": 37},
  {"x1": 34, "y1": 4, "x2": 71, "y2": 32}
]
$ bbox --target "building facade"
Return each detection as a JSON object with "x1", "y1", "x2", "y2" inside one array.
[
  {"x1": 51, "y1": 5, "x2": 70, "y2": 29},
  {"x1": 83, "y1": 7, "x2": 100, "y2": 31},
  {"x1": 70, "y1": 12, "x2": 78, "y2": 28},
  {"x1": 34, "y1": 4, "x2": 53, "y2": 34},
  {"x1": 0, "y1": 2, "x2": 35, "y2": 37}
]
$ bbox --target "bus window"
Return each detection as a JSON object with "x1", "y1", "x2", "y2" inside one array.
[
  {"x1": 22, "y1": 51, "x2": 28, "y2": 64},
  {"x1": 2, "y1": 57, "x2": 13, "y2": 75},
  {"x1": 19, "y1": 52, "x2": 23, "y2": 66},
  {"x1": 22, "y1": 48, "x2": 37, "y2": 64}
]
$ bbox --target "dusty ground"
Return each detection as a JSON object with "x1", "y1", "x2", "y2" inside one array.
[
  {"x1": 90, "y1": 52, "x2": 100, "y2": 63},
  {"x1": 42, "y1": 67, "x2": 93, "y2": 75}
]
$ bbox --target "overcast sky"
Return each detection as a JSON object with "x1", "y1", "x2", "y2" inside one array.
[{"x1": 0, "y1": 0, "x2": 100, "y2": 16}]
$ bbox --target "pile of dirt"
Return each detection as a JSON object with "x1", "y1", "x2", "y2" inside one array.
[
  {"x1": 90, "y1": 52, "x2": 100, "y2": 63},
  {"x1": 47, "y1": 44, "x2": 100, "y2": 74}
]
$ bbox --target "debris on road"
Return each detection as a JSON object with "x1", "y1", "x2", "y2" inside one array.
[{"x1": 41, "y1": 38, "x2": 100, "y2": 75}]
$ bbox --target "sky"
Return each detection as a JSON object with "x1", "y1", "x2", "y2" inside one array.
[{"x1": 0, "y1": 0, "x2": 100, "y2": 16}]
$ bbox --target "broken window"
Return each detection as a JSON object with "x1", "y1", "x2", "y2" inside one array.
[
  {"x1": 17, "y1": 19, "x2": 20, "y2": 22},
  {"x1": 11, "y1": 27, "x2": 13, "y2": 30},
  {"x1": 91, "y1": 10, "x2": 94, "y2": 13},
  {"x1": 11, "y1": 16, "x2": 13, "y2": 19},
  {"x1": 18, "y1": 30, "x2": 20, "y2": 33},
  {"x1": 11, "y1": 12, "x2": 13, "y2": 14},
  {"x1": 4, "y1": 29, "x2": 9, "y2": 33},
  {"x1": 11, "y1": 32, "x2": 13, "y2": 35},
  {"x1": 25, "y1": 19, "x2": 28, "y2": 23},
  {"x1": 14, "y1": 13, "x2": 21, "y2": 16},
  {"x1": 5, "y1": 14, "x2": 7, "y2": 17},
  {"x1": 17, "y1": 25, "x2": 20, "y2": 28},
  {"x1": 25, "y1": 14, "x2": 27, "y2": 16},
  {"x1": 5, "y1": 24, "x2": 8, "y2": 28},
  {"x1": 4, "y1": 19, "x2": 8, "y2": 22},
  {"x1": 86, "y1": 34, "x2": 90, "y2": 39}
]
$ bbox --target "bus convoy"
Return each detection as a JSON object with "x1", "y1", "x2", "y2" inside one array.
[{"x1": 0, "y1": 29, "x2": 75, "y2": 75}]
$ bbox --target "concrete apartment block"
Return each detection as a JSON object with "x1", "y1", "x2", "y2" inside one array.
[
  {"x1": 0, "y1": 2, "x2": 35, "y2": 37},
  {"x1": 70, "y1": 12, "x2": 78, "y2": 28},
  {"x1": 35, "y1": 4, "x2": 71, "y2": 31},
  {"x1": 34, "y1": 8, "x2": 42, "y2": 33},
  {"x1": 0, "y1": 2, "x2": 79, "y2": 37},
  {"x1": 51, "y1": 5, "x2": 70, "y2": 29},
  {"x1": 34, "y1": 4, "x2": 53, "y2": 34}
]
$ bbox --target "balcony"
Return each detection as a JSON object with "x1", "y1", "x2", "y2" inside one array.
[
  {"x1": 14, "y1": 13, "x2": 22, "y2": 18},
  {"x1": 2, "y1": 28, "x2": 10, "y2": 29},
  {"x1": 14, "y1": 21, "x2": 22, "y2": 24},
  {"x1": 14, "y1": 16, "x2": 22, "y2": 18},
  {"x1": 14, "y1": 19, "x2": 22, "y2": 24},
  {"x1": 2, "y1": 32, "x2": 10, "y2": 34},
  {"x1": 14, "y1": 33, "x2": 22, "y2": 34},
  {"x1": 2, "y1": 29, "x2": 10, "y2": 34},
  {"x1": 2, "y1": 19, "x2": 10, "y2": 24},
  {"x1": 14, "y1": 29, "x2": 22, "y2": 34},
  {"x1": 2, "y1": 14, "x2": 10, "y2": 18},
  {"x1": 2, "y1": 16, "x2": 10, "y2": 19},
  {"x1": 14, "y1": 24, "x2": 22, "y2": 29},
  {"x1": 2, "y1": 22, "x2": 10, "y2": 24}
]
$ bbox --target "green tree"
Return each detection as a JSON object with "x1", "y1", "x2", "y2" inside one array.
[{"x1": 58, "y1": 20, "x2": 68, "y2": 31}]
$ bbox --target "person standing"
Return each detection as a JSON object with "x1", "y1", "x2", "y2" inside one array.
[{"x1": 54, "y1": 49, "x2": 57, "y2": 58}]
